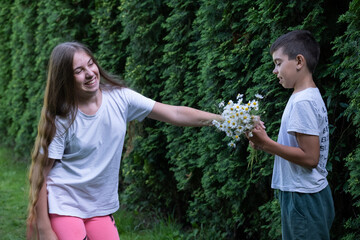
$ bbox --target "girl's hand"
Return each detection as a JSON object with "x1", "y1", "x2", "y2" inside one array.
[
  {"x1": 38, "y1": 228, "x2": 58, "y2": 240},
  {"x1": 252, "y1": 116, "x2": 266, "y2": 129}
]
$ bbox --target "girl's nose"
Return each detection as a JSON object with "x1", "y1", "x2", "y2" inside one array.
[{"x1": 85, "y1": 68, "x2": 94, "y2": 78}]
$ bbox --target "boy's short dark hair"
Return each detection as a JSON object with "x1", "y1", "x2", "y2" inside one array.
[{"x1": 270, "y1": 30, "x2": 320, "y2": 73}]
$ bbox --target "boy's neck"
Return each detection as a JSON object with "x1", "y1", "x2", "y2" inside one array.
[{"x1": 293, "y1": 75, "x2": 316, "y2": 94}]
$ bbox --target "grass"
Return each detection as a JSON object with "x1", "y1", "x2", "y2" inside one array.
[
  {"x1": 114, "y1": 210, "x2": 182, "y2": 240},
  {"x1": 0, "y1": 148, "x2": 28, "y2": 239},
  {"x1": 0, "y1": 148, "x2": 182, "y2": 239}
]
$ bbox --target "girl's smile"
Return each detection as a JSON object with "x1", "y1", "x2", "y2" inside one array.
[{"x1": 73, "y1": 50, "x2": 100, "y2": 97}]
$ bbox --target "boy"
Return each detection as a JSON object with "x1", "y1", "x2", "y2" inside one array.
[{"x1": 248, "y1": 30, "x2": 335, "y2": 239}]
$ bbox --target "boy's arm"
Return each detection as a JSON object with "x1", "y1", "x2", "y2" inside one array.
[
  {"x1": 36, "y1": 159, "x2": 58, "y2": 240},
  {"x1": 249, "y1": 126, "x2": 320, "y2": 169}
]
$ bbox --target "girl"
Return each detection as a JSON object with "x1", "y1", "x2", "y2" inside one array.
[{"x1": 27, "y1": 42, "x2": 222, "y2": 240}]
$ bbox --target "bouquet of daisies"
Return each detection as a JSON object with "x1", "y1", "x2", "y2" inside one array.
[{"x1": 212, "y1": 93, "x2": 263, "y2": 148}]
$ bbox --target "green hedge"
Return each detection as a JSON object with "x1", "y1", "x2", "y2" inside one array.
[{"x1": 0, "y1": 0, "x2": 359, "y2": 238}]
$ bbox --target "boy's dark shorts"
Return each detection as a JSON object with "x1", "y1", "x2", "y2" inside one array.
[{"x1": 279, "y1": 185, "x2": 335, "y2": 240}]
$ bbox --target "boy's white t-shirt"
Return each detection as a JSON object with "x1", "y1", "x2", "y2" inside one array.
[
  {"x1": 47, "y1": 87, "x2": 155, "y2": 218},
  {"x1": 271, "y1": 88, "x2": 329, "y2": 193}
]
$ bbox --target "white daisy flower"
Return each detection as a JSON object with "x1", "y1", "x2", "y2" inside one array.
[
  {"x1": 228, "y1": 141, "x2": 236, "y2": 148},
  {"x1": 236, "y1": 93, "x2": 243, "y2": 99},
  {"x1": 214, "y1": 92, "x2": 262, "y2": 148}
]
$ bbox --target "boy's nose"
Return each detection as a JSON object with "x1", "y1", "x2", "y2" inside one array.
[{"x1": 272, "y1": 68, "x2": 278, "y2": 74}]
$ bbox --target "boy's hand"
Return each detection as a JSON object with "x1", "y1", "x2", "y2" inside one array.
[
  {"x1": 246, "y1": 118, "x2": 269, "y2": 151},
  {"x1": 249, "y1": 139, "x2": 262, "y2": 150},
  {"x1": 248, "y1": 125, "x2": 269, "y2": 149}
]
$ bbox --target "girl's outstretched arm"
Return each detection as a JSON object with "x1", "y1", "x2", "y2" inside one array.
[{"x1": 147, "y1": 102, "x2": 223, "y2": 127}]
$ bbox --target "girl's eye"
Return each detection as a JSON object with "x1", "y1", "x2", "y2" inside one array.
[
  {"x1": 74, "y1": 69, "x2": 82, "y2": 74},
  {"x1": 89, "y1": 59, "x2": 94, "y2": 66}
]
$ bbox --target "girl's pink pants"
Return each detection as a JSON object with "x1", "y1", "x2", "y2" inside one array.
[{"x1": 50, "y1": 214, "x2": 120, "y2": 240}]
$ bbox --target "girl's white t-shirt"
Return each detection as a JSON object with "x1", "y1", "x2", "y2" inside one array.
[{"x1": 47, "y1": 87, "x2": 155, "y2": 218}]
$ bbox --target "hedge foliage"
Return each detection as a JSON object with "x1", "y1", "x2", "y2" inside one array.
[{"x1": 0, "y1": 0, "x2": 359, "y2": 238}]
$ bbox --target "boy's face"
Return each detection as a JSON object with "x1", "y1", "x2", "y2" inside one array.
[{"x1": 272, "y1": 47, "x2": 299, "y2": 89}]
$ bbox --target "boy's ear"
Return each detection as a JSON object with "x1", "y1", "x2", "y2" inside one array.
[{"x1": 295, "y1": 54, "x2": 306, "y2": 71}]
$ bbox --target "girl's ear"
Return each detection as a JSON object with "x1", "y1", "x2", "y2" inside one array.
[{"x1": 296, "y1": 54, "x2": 306, "y2": 71}]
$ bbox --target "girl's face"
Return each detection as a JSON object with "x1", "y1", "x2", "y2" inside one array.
[{"x1": 73, "y1": 50, "x2": 100, "y2": 98}]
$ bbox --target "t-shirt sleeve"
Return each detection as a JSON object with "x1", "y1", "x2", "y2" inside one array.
[
  {"x1": 48, "y1": 119, "x2": 67, "y2": 159},
  {"x1": 122, "y1": 88, "x2": 156, "y2": 122},
  {"x1": 287, "y1": 100, "x2": 320, "y2": 136}
]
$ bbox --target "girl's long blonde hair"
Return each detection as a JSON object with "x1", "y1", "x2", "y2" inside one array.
[{"x1": 27, "y1": 42, "x2": 125, "y2": 239}]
